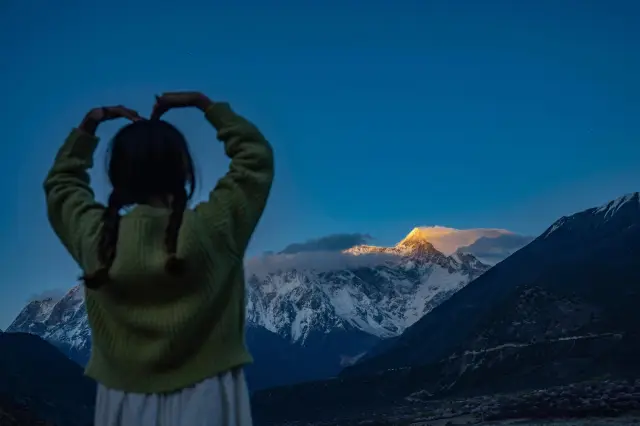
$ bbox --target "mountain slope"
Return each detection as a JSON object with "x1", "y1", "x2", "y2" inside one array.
[
  {"x1": 0, "y1": 331, "x2": 95, "y2": 426},
  {"x1": 8, "y1": 228, "x2": 490, "y2": 391}
]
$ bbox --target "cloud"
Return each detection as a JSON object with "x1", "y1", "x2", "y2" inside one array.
[
  {"x1": 279, "y1": 233, "x2": 373, "y2": 254},
  {"x1": 246, "y1": 228, "x2": 534, "y2": 277},
  {"x1": 27, "y1": 287, "x2": 68, "y2": 303},
  {"x1": 246, "y1": 233, "x2": 387, "y2": 278},
  {"x1": 456, "y1": 234, "x2": 535, "y2": 265},
  {"x1": 406, "y1": 226, "x2": 515, "y2": 255},
  {"x1": 246, "y1": 251, "x2": 400, "y2": 279}
]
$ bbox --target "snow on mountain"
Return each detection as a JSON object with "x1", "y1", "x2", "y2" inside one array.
[
  {"x1": 249, "y1": 228, "x2": 490, "y2": 342},
  {"x1": 6, "y1": 227, "x2": 492, "y2": 389},
  {"x1": 7, "y1": 286, "x2": 91, "y2": 366},
  {"x1": 9, "y1": 298, "x2": 58, "y2": 330},
  {"x1": 595, "y1": 192, "x2": 640, "y2": 218}
]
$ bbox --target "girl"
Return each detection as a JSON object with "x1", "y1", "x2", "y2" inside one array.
[{"x1": 44, "y1": 92, "x2": 274, "y2": 426}]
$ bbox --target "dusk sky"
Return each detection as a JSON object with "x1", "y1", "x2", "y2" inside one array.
[{"x1": 0, "y1": 0, "x2": 639, "y2": 328}]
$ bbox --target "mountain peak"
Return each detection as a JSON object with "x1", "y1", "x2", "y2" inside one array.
[
  {"x1": 347, "y1": 226, "x2": 519, "y2": 260},
  {"x1": 398, "y1": 227, "x2": 435, "y2": 245},
  {"x1": 543, "y1": 192, "x2": 640, "y2": 239},
  {"x1": 395, "y1": 227, "x2": 439, "y2": 254},
  {"x1": 594, "y1": 192, "x2": 639, "y2": 218},
  {"x1": 344, "y1": 227, "x2": 443, "y2": 258}
]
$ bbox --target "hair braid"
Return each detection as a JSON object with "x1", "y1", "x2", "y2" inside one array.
[
  {"x1": 164, "y1": 186, "x2": 188, "y2": 275},
  {"x1": 82, "y1": 191, "x2": 124, "y2": 289}
]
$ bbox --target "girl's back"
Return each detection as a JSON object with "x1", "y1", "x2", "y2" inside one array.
[{"x1": 44, "y1": 93, "x2": 274, "y2": 425}]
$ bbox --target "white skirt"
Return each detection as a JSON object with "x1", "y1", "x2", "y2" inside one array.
[{"x1": 94, "y1": 369, "x2": 253, "y2": 426}]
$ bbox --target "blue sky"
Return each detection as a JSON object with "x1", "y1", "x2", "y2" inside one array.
[{"x1": 0, "y1": 0, "x2": 639, "y2": 328}]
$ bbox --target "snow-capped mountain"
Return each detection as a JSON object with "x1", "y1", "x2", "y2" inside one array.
[
  {"x1": 7, "y1": 228, "x2": 491, "y2": 390},
  {"x1": 8, "y1": 286, "x2": 90, "y2": 366},
  {"x1": 249, "y1": 228, "x2": 489, "y2": 343},
  {"x1": 345, "y1": 192, "x2": 640, "y2": 380},
  {"x1": 253, "y1": 193, "x2": 640, "y2": 423},
  {"x1": 347, "y1": 227, "x2": 531, "y2": 266}
]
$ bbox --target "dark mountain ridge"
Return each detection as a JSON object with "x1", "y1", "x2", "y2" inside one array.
[{"x1": 0, "y1": 331, "x2": 95, "y2": 426}]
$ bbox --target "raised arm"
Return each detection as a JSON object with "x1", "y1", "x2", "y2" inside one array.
[
  {"x1": 44, "y1": 106, "x2": 140, "y2": 268},
  {"x1": 195, "y1": 102, "x2": 275, "y2": 256},
  {"x1": 151, "y1": 92, "x2": 274, "y2": 257}
]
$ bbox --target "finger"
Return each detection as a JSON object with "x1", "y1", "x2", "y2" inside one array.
[
  {"x1": 104, "y1": 106, "x2": 141, "y2": 121},
  {"x1": 114, "y1": 107, "x2": 139, "y2": 118},
  {"x1": 151, "y1": 96, "x2": 169, "y2": 120},
  {"x1": 150, "y1": 95, "x2": 161, "y2": 119},
  {"x1": 119, "y1": 106, "x2": 139, "y2": 116},
  {"x1": 124, "y1": 109, "x2": 143, "y2": 122},
  {"x1": 150, "y1": 105, "x2": 165, "y2": 120},
  {"x1": 125, "y1": 111, "x2": 142, "y2": 121}
]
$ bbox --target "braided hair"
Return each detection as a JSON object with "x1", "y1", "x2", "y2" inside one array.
[{"x1": 82, "y1": 120, "x2": 196, "y2": 289}]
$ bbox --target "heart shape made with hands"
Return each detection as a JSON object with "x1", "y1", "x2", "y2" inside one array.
[{"x1": 84, "y1": 92, "x2": 212, "y2": 129}]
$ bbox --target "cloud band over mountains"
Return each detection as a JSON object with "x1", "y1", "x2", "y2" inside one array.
[
  {"x1": 278, "y1": 233, "x2": 373, "y2": 254},
  {"x1": 246, "y1": 227, "x2": 534, "y2": 277},
  {"x1": 26, "y1": 229, "x2": 535, "y2": 302}
]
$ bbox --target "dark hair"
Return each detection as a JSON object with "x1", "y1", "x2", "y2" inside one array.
[{"x1": 83, "y1": 119, "x2": 196, "y2": 289}]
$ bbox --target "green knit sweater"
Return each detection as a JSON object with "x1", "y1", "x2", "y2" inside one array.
[{"x1": 44, "y1": 103, "x2": 274, "y2": 393}]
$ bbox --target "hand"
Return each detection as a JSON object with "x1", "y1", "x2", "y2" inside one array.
[
  {"x1": 87, "y1": 105, "x2": 142, "y2": 123},
  {"x1": 80, "y1": 105, "x2": 142, "y2": 134},
  {"x1": 151, "y1": 92, "x2": 213, "y2": 120}
]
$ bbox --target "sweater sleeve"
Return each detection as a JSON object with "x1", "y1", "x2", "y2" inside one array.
[
  {"x1": 43, "y1": 129, "x2": 104, "y2": 269},
  {"x1": 194, "y1": 102, "x2": 275, "y2": 257}
]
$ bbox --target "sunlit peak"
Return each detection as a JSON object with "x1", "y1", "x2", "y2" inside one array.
[{"x1": 398, "y1": 226, "x2": 458, "y2": 246}]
